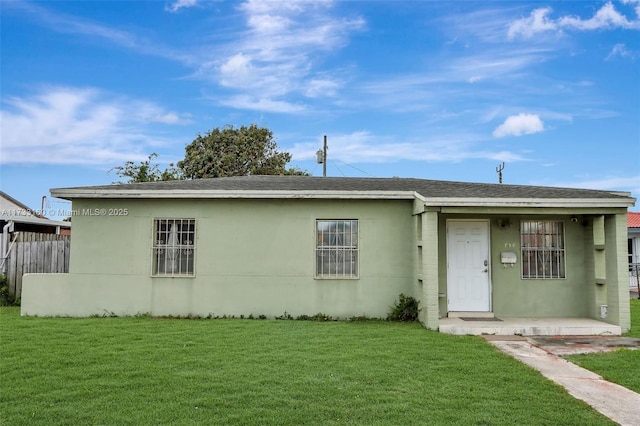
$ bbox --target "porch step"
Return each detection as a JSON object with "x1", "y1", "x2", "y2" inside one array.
[
  {"x1": 448, "y1": 312, "x2": 495, "y2": 319},
  {"x1": 439, "y1": 317, "x2": 622, "y2": 336}
]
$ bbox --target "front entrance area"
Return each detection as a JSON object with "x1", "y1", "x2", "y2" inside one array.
[{"x1": 446, "y1": 220, "x2": 491, "y2": 312}]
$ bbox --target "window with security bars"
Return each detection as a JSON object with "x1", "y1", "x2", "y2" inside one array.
[
  {"x1": 152, "y1": 219, "x2": 195, "y2": 276},
  {"x1": 521, "y1": 220, "x2": 565, "y2": 279},
  {"x1": 316, "y1": 220, "x2": 358, "y2": 278}
]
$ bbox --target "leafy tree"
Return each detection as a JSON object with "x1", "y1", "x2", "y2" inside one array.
[
  {"x1": 178, "y1": 124, "x2": 308, "y2": 179},
  {"x1": 109, "y1": 153, "x2": 182, "y2": 183},
  {"x1": 110, "y1": 124, "x2": 307, "y2": 183}
]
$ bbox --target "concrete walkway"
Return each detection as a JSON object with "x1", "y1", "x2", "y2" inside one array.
[{"x1": 487, "y1": 337, "x2": 640, "y2": 426}]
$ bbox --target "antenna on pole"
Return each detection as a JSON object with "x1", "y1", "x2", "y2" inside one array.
[
  {"x1": 316, "y1": 135, "x2": 328, "y2": 177},
  {"x1": 496, "y1": 162, "x2": 505, "y2": 184}
]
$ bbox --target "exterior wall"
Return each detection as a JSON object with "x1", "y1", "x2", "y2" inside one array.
[
  {"x1": 22, "y1": 198, "x2": 416, "y2": 318},
  {"x1": 437, "y1": 211, "x2": 630, "y2": 327},
  {"x1": 489, "y1": 214, "x2": 590, "y2": 318}
]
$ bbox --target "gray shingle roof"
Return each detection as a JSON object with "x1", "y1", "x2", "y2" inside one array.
[{"x1": 51, "y1": 175, "x2": 633, "y2": 201}]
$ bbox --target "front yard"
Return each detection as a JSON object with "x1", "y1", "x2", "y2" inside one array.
[
  {"x1": 565, "y1": 299, "x2": 640, "y2": 393},
  {"x1": 0, "y1": 307, "x2": 614, "y2": 425}
]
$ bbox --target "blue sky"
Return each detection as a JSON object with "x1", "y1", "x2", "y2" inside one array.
[{"x1": 1, "y1": 0, "x2": 639, "y2": 218}]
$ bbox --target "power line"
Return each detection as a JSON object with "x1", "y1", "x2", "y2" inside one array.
[
  {"x1": 334, "y1": 159, "x2": 375, "y2": 177},
  {"x1": 333, "y1": 161, "x2": 346, "y2": 176}
]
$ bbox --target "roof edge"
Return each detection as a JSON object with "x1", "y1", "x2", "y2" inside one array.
[
  {"x1": 1, "y1": 215, "x2": 71, "y2": 227},
  {"x1": 50, "y1": 189, "x2": 420, "y2": 201},
  {"x1": 424, "y1": 197, "x2": 635, "y2": 208},
  {"x1": 49, "y1": 188, "x2": 635, "y2": 208}
]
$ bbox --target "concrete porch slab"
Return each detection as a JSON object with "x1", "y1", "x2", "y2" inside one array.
[
  {"x1": 438, "y1": 317, "x2": 621, "y2": 336},
  {"x1": 447, "y1": 311, "x2": 495, "y2": 318}
]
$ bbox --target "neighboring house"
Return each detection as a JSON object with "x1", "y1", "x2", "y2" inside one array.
[
  {"x1": 21, "y1": 176, "x2": 635, "y2": 332},
  {"x1": 1, "y1": 191, "x2": 71, "y2": 273},
  {"x1": 628, "y1": 212, "x2": 640, "y2": 294},
  {"x1": 629, "y1": 212, "x2": 640, "y2": 265}
]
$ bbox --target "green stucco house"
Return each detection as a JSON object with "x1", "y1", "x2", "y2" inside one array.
[{"x1": 21, "y1": 176, "x2": 635, "y2": 332}]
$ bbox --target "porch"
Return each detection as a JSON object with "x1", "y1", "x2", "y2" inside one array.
[{"x1": 438, "y1": 316, "x2": 621, "y2": 336}]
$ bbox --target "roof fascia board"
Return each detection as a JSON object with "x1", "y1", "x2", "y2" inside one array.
[
  {"x1": 49, "y1": 189, "x2": 634, "y2": 208},
  {"x1": 1, "y1": 215, "x2": 71, "y2": 227},
  {"x1": 50, "y1": 189, "x2": 421, "y2": 201},
  {"x1": 427, "y1": 197, "x2": 635, "y2": 208},
  {"x1": 440, "y1": 207, "x2": 629, "y2": 215}
]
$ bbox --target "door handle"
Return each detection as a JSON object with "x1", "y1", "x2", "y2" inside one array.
[{"x1": 483, "y1": 259, "x2": 488, "y2": 266}]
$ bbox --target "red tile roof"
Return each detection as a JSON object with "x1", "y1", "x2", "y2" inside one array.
[{"x1": 629, "y1": 212, "x2": 640, "y2": 228}]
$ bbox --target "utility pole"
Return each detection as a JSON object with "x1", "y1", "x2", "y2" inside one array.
[
  {"x1": 316, "y1": 135, "x2": 328, "y2": 177},
  {"x1": 323, "y1": 135, "x2": 327, "y2": 177}
]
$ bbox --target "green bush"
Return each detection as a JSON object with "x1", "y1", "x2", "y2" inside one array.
[
  {"x1": 310, "y1": 312, "x2": 333, "y2": 321},
  {"x1": 275, "y1": 311, "x2": 294, "y2": 320},
  {"x1": 0, "y1": 274, "x2": 18, "y2": 306},
  {"x1": 387, "y1": 293, "x2": 419, "y2": 322}
]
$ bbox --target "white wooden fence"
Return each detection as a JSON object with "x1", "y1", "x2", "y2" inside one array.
[{"x1": 4, "y1": 232, "x2": 70, "y2": 299}]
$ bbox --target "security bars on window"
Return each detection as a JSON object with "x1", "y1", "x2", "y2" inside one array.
[
  {"x1": 316, "y1": 220, "x2": 358, "y2": 278},
  {"x1": 521, "y1": 220, "x2": 565, "y2": 279},
  {"x1": 152, "y1": 219, "x2": 195, "y2": 276}
]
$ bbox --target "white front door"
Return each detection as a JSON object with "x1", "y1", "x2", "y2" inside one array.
[{"x1": 447, "y1": 220, "x2": 491, "y2": 312}]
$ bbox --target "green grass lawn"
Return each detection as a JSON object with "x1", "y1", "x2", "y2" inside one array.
[
  {"x1": 566, "y1": 299, "x2": 640, "y2": 393},
  {"x1": 0, "y1": 308, "x2": 613, "y2": 425},
  {"x1": 625, "y1": 298, "x2": 640, "y2": 338}
]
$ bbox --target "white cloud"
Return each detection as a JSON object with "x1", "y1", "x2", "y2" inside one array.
[
  {"x1": 356, "y1": 47, "x2": 550, "y2": 114},
  {"x1": 305, "y1": 79, "x2": 341, "y2": 98},
  {"x1": 606, "y1": 43, "x2": 637, "y2": 60},
  {"x1": 0, "y1": 87, "x2": 189, "y2": 165},
  {"x1": 493, "y1": 113, "x2": 544, "y2": 138},
  {"x1": 219, "y1": 95, "x2": 306, "y2": 114},
  {"x1": 8, "y1": 1, "x2": 193, "y2": 63},
  {"x1": 508, "y1": 2, "x2": 640, "y2": 39},
  {"x1": 543, "y1": 175, "x2": 640, "y2": 196},
  {"x1": 150, "y1": 112, "x2": 192, "y2": 124},
  {"x1": 623, "y1": 0, "x2": 640, "y2": 16},
  {"x1": 289, "y1": 131, "x2": 526, "y2": 164},
  {"x1": 166, "y1": 0, "x2": 200, "y2": 13},
  {"x1": 219, "y1": 53, "x2": 255, "y2": 88},
  {"x1": 508, "y1": 7, "x2": 557, "y2": 39},
  {"x1": 558, "y1": 2, "x2": 638, "y2": 30},
  {"x1": 199, "y1": 0, "x2": 364, "y2": 111}
]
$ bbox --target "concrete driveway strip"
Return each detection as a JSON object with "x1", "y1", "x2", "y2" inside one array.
[{"x1": 489, "y1": 340, "x2": 640, "y2": 426}]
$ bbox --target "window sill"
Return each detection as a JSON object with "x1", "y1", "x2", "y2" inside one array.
[
  {"x1": 151, "y1": 275, "x2": 196, "y2": 279},
  {"x1": 314, "y1": 276, "x2": 360, "y2": 280}
]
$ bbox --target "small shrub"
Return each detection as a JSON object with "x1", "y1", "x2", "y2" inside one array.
[
  {"x1": 275, "y1": 311, "x2": 294, "y2": 320},
  {"x1": 310, "y1": 312, "x2": 333, "y2": 322},
  {"x1": 0, "y1": 275, "x2": 17, "y2": 307},
  {"x1": 296, "y1": 314, "x2": 310, "y2": 321},
  {"x1": 387, "y1": 293, "x2": 419, "y2": 322},
  {"x1": 349, "y1": 315, "x2": 372, "y2": 321},
  {"x1": 0, "y1": 286, "x2": 11, "y2": 306},
  {"x1": 258, "y1": 314, "x2": 267, "y2": 320}
]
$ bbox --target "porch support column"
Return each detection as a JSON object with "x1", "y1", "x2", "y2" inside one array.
[
  {"x1": 419, "y1": 210, "x2": 439, "y2": 330},
  {"x1": 604, "y1": 212, "x2": 631, "y2": 332}
]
